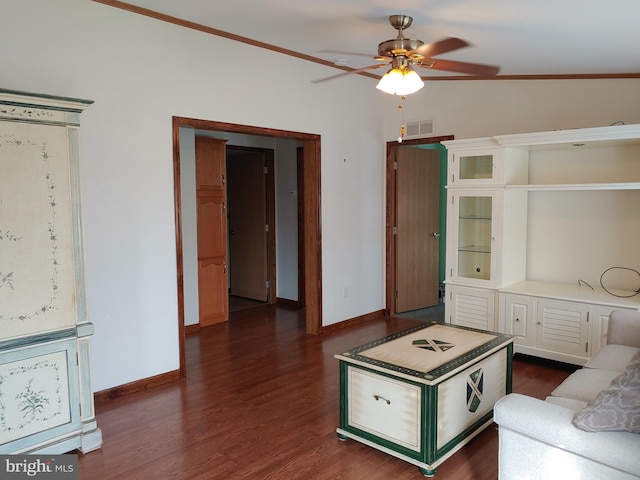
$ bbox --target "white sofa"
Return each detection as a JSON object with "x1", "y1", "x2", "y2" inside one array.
[{"x1": 494, "y1": 309, "x2": 640, "y2": 480}]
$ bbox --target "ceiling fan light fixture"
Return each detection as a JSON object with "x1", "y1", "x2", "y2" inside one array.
[{"x1": 376, "y1": 66, "x2": 424, "y2": 96}]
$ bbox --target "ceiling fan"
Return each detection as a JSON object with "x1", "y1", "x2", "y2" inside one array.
[{"x1": 314, "y1": 14, "x2": 500, "y2": 95}]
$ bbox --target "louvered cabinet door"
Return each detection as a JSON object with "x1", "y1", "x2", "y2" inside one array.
[
  {"x1": 535, "y1": 299, "x2": 589, "y2": 357},
  {"x1": 445, "y1": 284, "x2": 496, "y2": 331}
]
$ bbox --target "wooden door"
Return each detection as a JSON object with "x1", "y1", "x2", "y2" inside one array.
[
  {"x1": 195, "y1": 137, "x2": 228, "y2": 326},
  {"x1": 395, "y1": 147, "x2": 440, "y2": 312},
  {"x1": 227, "y1": 152, "x2": 268, "y2": 301}
]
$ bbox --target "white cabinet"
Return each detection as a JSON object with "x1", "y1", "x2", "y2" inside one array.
[
  {"x1": 444, "y1": 124, "x2": 640, "y2": 362},
  {"x1": 502, "y1": 294, "x2": 535, "y2": 348},
  {"x1": 448, "y1": 144, "x2": 502, "y2": 186},
  {"x1": 445, "y1": 284, "x2": 497, "y2": 331},
  {"x1": 589, "y1": 305, "x2": 620, "y2": 357},
  {"x1": 502, "y1": 293, "x2": 591, "y2": 364},
  {"x1": 448, "y1": 190, "x2": 498, "y2": 286},
  {"x1": 500, "y1": 283, "x2": 640, "y2": 364},
  {"x1": 0, "y1": 89, "x2": 101, "y2": 453},
  {"x1": 446, "y1": 139, "x2": 528, "y2": 187},
  {"x1": 443, "y1": 140, "x2": 528, "y2": 328},
  {"x1": 535, "y1": 299, "x2": 589, "y2": 359},
  {"x1": 447, "y1": 188, "x2": 528, "y2": 289}
]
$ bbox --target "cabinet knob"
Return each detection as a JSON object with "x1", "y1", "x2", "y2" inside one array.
[{"x1": 515, "y1": 318, "x2": 520, "y2": 322}]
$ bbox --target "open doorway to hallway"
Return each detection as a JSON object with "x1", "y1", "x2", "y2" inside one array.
[
  {"x1": 226, "y1": 146, "x2": 275, "y2": 314},
  {"x1": 172, "y1": 117, "x2": 323, "y2": 377}
]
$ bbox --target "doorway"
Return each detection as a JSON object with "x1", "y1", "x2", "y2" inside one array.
[
  {"x1": 173, "y1": 117, "x2": 323, "y2": 377},
  {"x1": 386, "y1": 136, "x2": 452, "y2": 316},
  {"x1": 226, "y1": 146, "x2": 275, "y2": 312}
]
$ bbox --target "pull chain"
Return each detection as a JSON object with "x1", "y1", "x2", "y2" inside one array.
[{"x1": 398, "y1": 95, "x2": 406, "y2": 143}]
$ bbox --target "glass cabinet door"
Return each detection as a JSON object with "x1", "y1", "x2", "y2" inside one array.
[
  {"x1": 455, "y1": 194, "x2": 494, "y2": 283},
  {"x1": 449, "y1": 149, "x2": 501, "y2": 185},
  {"x1": 459, "y1": 154, "x2": 493, "y2": 180}
]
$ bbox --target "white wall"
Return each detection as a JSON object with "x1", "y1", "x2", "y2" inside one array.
[
  {"x1": 178, "y1": 128, "x2": 199, "y2": 326},
  {"x1": 274, "y1": 138, "x2": 300, "y2": 301},
  {"x1": 2, "y1": 0, "x2": 639, "y2": 391},
  {"x1": 383, "y1": 79, "x2": 640, "y2": 141},
  {"x1": 1, "y1": 0, "x2": 385, "y2": 391}
]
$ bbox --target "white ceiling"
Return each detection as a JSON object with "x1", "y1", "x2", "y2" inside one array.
[{"x1": 116, "y1": 0, "x2": 640, "y2": 81}]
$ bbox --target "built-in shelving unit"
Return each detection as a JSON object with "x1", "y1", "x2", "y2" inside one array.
[
  {"x1": 506, "y1": 183, "x2": 640, "y2": 191},
  {"x1": 443, "y1": 124, "x2": 640, "y2": 365}
]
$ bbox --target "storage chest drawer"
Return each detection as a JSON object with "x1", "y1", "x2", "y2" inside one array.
[{"x1": 347, "y1": 366, "x2": 422, "y2": 451}]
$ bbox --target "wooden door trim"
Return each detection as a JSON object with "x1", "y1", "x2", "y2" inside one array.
[
  {"x1": 296, "y1": 147, "x2": 305, "y2": 308},
  {"x1": 385, "y1": 136, "x2": 453, "y2": 316},
  {"x1": 173, "y1": 117, "x2": 322, "y2": 377}
]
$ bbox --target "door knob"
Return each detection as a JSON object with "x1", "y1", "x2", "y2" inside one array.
[{"x1": 433, "y1": 232, "x2": 440, "y2": 237}]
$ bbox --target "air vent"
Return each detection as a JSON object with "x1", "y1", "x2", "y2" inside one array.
[{"x1": 406, "y1": 119, "x2": 434, "y2": 137}]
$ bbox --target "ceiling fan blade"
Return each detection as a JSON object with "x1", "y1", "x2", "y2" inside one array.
[
  {"x1": 312, "y1": 63, "x2": 389, "y2": 84},
  {"x1": 408, "y1": 37, "x2": 470, "y2": 58},
  {"x1": 317, "y1": 49, "x2": 387, "y2": 60},
  {"x1": 417, "y1": 58, "x2": 500, "y2": 76}
]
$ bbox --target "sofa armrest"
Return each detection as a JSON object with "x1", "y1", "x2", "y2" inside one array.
[
  {"x1": 494, "y1": 393, "x2": 640, "y2": 476},
  {"x1": 607, "y1": 309, "x2": 640, "y2": 347}
]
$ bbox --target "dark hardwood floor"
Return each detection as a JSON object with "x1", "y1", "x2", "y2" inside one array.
[{"x1": 77, "y1": 306, "x2": 576, "y2": 479}]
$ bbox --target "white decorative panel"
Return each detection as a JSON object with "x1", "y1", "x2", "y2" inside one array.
[
  {"x1": 0, "y1": 89, "x2": 100, "y2": 454},
  {"x1": 437, "y1": 348, "x2": 506, "y2": 449},
  {"x1": 0, "y1": 351, "x2": 71, "y2": 444},
  {"x1": 0, "y1": 121, "x2": 78, "y2": 339}
]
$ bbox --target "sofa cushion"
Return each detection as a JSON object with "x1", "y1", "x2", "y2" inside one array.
[
  {"x1": 549, "y1": 368, "x2": 621, "y2": 403},
  {"x1": 495, "y1": 394, "x2": 640, "y2": 477},
  {"x1": 544, "y1": 395, "x2": 588, "y2": 411},
  {"x1": 584, "y1": 344, "x2": 640, "y2": 373},
  {"x1": 607, "y1": 309, "x2": 640, "y2": 348},
  {"x1": 572, "y1": 351, "x2": 640, "y2": 433}
]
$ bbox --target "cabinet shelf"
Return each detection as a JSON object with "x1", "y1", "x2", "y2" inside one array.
[
  {"x1": 460, "y1": 215, "x2": 492, "y2": 220},
  {"x1": 500, "y1": 280, "x2": 640, "y2": 309},
  {"x1": 459, "y1": 245, "x2": 491, "y2": 254},
  {"x1": 505, "y1": 182, "x2": 640, "y2": 191}
]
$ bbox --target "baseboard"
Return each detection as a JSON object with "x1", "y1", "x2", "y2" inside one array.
[
  {"x1": 322, "y1": 309, "x2": 386, "y2": 334},
  {"x1": 276, "y1": 297, "x2": 300, "y2": 309},
  {"x1": 184, "y1": 323, "x2": 200, "y2": 334},
  {"x1": 95, "y1": 309, "x2": 383, "y2": 402},
  {"x1": 94, "y1": 369, "x2": 181, "y2": 404}
]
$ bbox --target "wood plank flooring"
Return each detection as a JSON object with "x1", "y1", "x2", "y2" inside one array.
[{"x1": 77, "y1": 306, "x2": 577, "y2": 479}]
